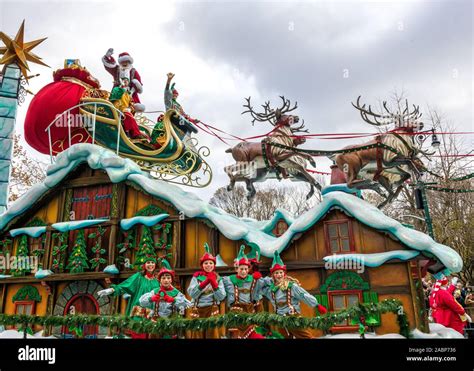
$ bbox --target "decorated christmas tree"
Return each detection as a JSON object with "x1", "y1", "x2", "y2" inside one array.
[
  {"x1": 66, "y1": 230, "x2": 89, "y2": 273},
  {"x1": 134, "y1": 226, "x2": 156, "y2": 269},
  {"x1": 12, "y1": 235, "x2": 30, "y2": 276}
]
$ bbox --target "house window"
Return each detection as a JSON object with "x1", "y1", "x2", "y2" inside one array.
[
  {"x1": 12, "y1": 285, "x2": 41, "y2": 316},
  {"x1": 15, "y1": 301, "x2": 36, "y2": 315},
  {"x1": 273, "y1": 220, "x2": 288, "y2": 237},
  {"x1": 328, "y1": 290, "x2": 362, "y2": 327},
  {"x1": 324, "y1": 220, "x2": 354, "y2": 253}
]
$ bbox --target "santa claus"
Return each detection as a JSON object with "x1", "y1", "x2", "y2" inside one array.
[
  {"x1": 102, "y1": 48, "x2": 145, "y2": 112},
  {"x1": 429, "y1": 276, "x2": 471, "y2": 335}
]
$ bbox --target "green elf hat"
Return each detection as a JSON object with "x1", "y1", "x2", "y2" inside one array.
[
  {"x1": 247, "y1": 244, "x2": 261, "y2": 265},
  {"x1": 270, "y1": 250, "x2": 286, "y2": 274},
  {"x1": 234, "y1": 245, "x2": 250, "y2": 267},
  {"x1": 143, "y1": 255, "x2": 157, "y2": 264},
  {"x1": 199, "y1": 242, "x2": 216, "y2": 265},
  {"x1": 109, "y1": 86, "x2": 126, "y2": 101},
  {"x1": 170, "y1": 82, "x2": 178, "y2": 94},
  {"x1": 157, "y1": 259, "x2": 175, "y2": 279}
]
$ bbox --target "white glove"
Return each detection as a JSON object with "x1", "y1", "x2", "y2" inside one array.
[
  {"x1": 97, "y1": 288, "x2": 114, "y2": 297},
  {"x1": 465, "y1": 313, "x2": 472, "y2": 323},
  {"x1": 451, "y1": 277, "x2": 459, "y2": 285},
  {"x1": 106, "y1": 48, "x2": 114, "y2": 57}
]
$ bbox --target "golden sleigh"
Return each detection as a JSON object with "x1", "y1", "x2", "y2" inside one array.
[{"x1": 78, "y1": 96, "x2": 212, "y2": 188}]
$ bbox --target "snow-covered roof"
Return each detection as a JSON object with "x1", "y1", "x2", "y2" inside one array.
[{"x1": 0, "y1": 144, "x2": 463, "y2": 273}]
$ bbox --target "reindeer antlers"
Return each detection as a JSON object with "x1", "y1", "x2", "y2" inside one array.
[
  {"x1": 351, "y1": 96, "x2": 392, "y2": 126},
  {"x1": 242, "y1": 96, "x2": 298, "y2": 125},
  {"x1": 352, "y1": 95, "x2": 422, "y2": 127}
]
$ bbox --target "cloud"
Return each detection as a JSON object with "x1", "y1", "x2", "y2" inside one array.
[{"x1": 2, "y1": 0, "x2": 472, "y2": 201}]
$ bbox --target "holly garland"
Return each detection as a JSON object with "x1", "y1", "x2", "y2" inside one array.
[
  {"x1": 51, "y1": 232, "x2": 68, "y2": 272},
  {"x1": 88, "y1": 226, "x2": 107, "y2": 271},
  {"x1": 116, "y1": 229, "x2": 136, "y2": 270},
  {"x1": 0, "y1": 299, "x2": 410, "y2": 338},
  {"x1": 153, "y1": 222, "x2": 173, "y2": 261}
]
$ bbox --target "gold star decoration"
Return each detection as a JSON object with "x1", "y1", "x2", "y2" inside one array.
[{"x1": 0, "y1": 20, "x2": 49, "y2": 80}]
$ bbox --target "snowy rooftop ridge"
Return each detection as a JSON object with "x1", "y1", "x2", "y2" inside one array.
[{"x1": 0, "y1": 144, "x2": 463, "y2": 273}]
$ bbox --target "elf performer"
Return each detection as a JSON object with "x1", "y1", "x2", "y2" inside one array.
[
  {"x1": 164, "y1": 73, "x2": 200, "y2": 128},
  {"x1": 222, "y1": 246, "x2": 265, "y2": 339},
  {"x1": 247, "y1": 245, "x2": 264, "y2": 313},
  {"x1": 139, "y1": 260, "x2": 191, "y2": 338},
  {"x1": 109, "y1": 77, "x2": 150, "y2": 140},
  {"x1": 187, "y1": 243, "x2": 226, "y2": 339},
  {"x1": 97, "y1": 256, "x2": 159, "y2": 339},
  {"x1": 262, "y1": 251, "x2": 327, "y2": 339},
  {"x1": 429, "y1": 276, "x2": 472, "y2": 335}
]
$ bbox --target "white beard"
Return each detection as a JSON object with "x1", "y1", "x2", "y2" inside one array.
[{"x1": 119, "y1": 65, "x2": 132, "y2": 80}]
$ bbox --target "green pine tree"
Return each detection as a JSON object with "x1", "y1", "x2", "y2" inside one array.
[
  {"x1": 66, "y1": 230, "x2": 89, "y2": 273},
  {"x1": 12, "y1": 235, "x2": 30, "y2": 276},
  {"x1": 134, "y1": 226, "x2": 156, "y2": 269}
]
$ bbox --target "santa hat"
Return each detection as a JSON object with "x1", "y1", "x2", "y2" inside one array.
[
  {"x1": 270, "y1": 250, "x2": 286, "y2": 274},
  {"x1": 157, "y1": 259, "x2": 175, "y2": 279},
  {"x1": 118, "y1": 52, "x2": 134, "y2": 64},
  {"x1": 431, "y1": 276, "x2": 449, "y2": 296},
  {"x1": 437, "y1": 277, "x2": 449, "y2": 287},
  {"x1": 234, "y1": 245, "x2": 250, "y2": 267},
  {"x1": 199, "y1": 242, "x2": 216, "y2": 265}
]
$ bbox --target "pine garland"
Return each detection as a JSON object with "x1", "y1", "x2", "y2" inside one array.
[
  {"x1": 424, "y1": 186, "x2": 474, "y2": 193},
  {"x1": 0, "y1": 299, "x2": 410, "y2": 337},
  {"x1": 264, "y1": 139, "x2": 474, "y2": 190},
  {"x1": 450, "y1": 172, "x2": 474, "y2": 181}
]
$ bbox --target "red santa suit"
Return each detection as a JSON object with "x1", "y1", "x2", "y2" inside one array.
[
  {"x1": 430, "y1": 278, "x2": 467, "y2": 335},
  {"x1": 102, "y1": 51, "x2": 145, "y2": 112}
]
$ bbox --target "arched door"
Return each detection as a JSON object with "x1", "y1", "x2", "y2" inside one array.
[{"x1": 63, "y1": 294, "x2": 99, "y2": 338}]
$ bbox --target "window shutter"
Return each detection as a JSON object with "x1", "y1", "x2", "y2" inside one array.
[
  {"x1": 363, "y1": 291, "x2": 381, "y2": 326},
  {"x1": 363, "y1": 291, "x2": 371, "y2": 303}
]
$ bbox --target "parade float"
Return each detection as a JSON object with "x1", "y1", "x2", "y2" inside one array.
[{"x1": 0, "y1": 21, "x2": 468, "y2": 339}]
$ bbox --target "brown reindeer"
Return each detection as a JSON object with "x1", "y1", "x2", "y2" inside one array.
[
  {"x1": 334, "y1": 96, "x2": 430, "y2": 208},
  {"x1": 225, "y1": 96, "x2": 321, "y2": 200}
]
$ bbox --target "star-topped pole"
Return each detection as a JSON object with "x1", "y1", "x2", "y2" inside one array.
[{"x1": 0, "y1": 20, "x2": 49, "y2": 81}]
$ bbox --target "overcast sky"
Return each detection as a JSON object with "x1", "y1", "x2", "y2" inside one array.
[{"x1": 1, "y1": 0, "x2": 472, "y2": 201}]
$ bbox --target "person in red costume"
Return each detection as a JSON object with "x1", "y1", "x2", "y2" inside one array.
[
  {"x1": 102, "y1": 48, "x2": 145, "y2": 112},
  {"x1": 429, "y1": 276, "x2": 471, "y2": 335}
]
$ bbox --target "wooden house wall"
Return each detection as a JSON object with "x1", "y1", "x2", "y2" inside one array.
[{"x1": 0, "y1": 168, "x2": 426, "y2": 335}]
